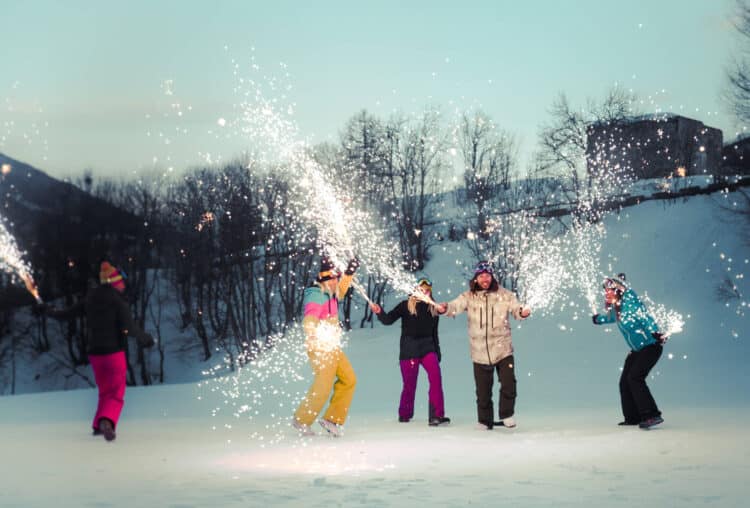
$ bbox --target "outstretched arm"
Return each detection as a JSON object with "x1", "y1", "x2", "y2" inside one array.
[
  {"x1": 509, "y1": 292, "x2": 530, "y2": 320},
  {"x1": 443, "y1": 292, "x2": 469, "y2": 316},
  {"x1": 375, "y1": 301, "x2": 405, "y2": 326},
  {"x1": 592, "y1": 308, "x2": 616, "y2": 325}
]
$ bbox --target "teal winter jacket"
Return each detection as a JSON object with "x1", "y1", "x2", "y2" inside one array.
[{"x1": 593, "y1": 288, "x2": 660, "y2": 352}]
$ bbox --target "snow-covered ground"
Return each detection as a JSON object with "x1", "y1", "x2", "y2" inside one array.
[{"x1": 1, "y1": 193, "x2": 749, "y2": 507}]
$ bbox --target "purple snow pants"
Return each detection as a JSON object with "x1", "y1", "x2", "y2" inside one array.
[
  {"x1": 398, "y1": 351, "x2": 445, "y2": 420},
  {"x1": 89, "y1": 351, "x2": 127, "y2": 430}
]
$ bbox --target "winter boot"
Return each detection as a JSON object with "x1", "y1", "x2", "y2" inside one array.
[
  {"x1": 501, "y1": 416, "x2": 516, "y2": 428},
  {"x1": 98, "y1": 418, "x2": 116, "y2": 442},
  {"x1": 476, "y1": 422, "x2": 492, "y2": 430},
  {"x1": 638, "y1": 416, "x2": 664, "y2": 430},
  {"x1": 618, "y1": 421, "x2": 639, "y2": 426},
  {"x1": 398, "y1": 416, "x2": 411, "y2": 423},
  {"x1": 292, "y1": 419, "x2": 316, "y2": 436},
  {"x1": 319, "y1": 419, "x2": 344, "y2": 437},
  {"x1": 428, "y1": 416, "x2": 451, "y2": 427}
]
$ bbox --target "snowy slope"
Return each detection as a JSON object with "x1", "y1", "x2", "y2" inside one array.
[{"x1": 0, "y1": 192, "x2": 749, "y2": 507}]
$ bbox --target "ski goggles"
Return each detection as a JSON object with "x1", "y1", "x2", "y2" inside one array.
[
  {"x1": 416, "y1": 277, "x2": 433, "y2": 288},
  {"x1": 474, "y1": 261, "x2": 494, "y2": 275},
  {"x1": 602, "y1": 278, "x2": 624, "y2": 290}
]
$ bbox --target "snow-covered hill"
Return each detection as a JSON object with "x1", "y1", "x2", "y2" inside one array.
[{"x1": 0, "y1": 192, "x2": 748, "y2": 507}]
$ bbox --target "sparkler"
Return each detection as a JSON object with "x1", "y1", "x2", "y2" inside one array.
[
  {"x1": 0, "y1": 218, "x2": 41, "y2": 303},
  {"x1": 349, "y1": 278, "x2": 374, "y2": 305},
  {"x1": 228, "y1": 56, "x2": 440, "y2": 305}
]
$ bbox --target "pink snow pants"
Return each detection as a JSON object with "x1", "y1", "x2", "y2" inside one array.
[{"x1": 89, "y1": 351, "x2": 127, "y2": 430}]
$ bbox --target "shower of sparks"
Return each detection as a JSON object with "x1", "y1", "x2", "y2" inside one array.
[
  {"x1": 567, "y1": 215, "x2": 607, "y2": 314},
  {"x1": 0, "y1": 217, "x2": 40, "y2": 302},
  {"x1": 309, "y1": 321, "x2": 344, "y2": 352},
  {"x1": 641, "y1": 293, "x2": 685, "y2": 336},
  {"x1": 199, "y1": 325, "x2": 314, "y2": 446},
  {"x1": 225, "y1": 53, "x2": 438, "y2": 302},
  {"x1": 199, "y1": 52, "x2": 444, "y2": 443},
  {"x1": 516, "y1": 229, "x2": 568, "y2": 313}
]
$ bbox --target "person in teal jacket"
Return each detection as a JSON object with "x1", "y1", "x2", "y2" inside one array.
[{"x1": 592, "y1": 274, "x2": 666, "y2": 430}]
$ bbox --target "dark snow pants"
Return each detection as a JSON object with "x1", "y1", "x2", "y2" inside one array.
[
  {"x1": 473, "y1": 355, "x2": 516, "y2": 428},
  {"x1": 620, "y1": 344, "x2": 663, "y2": 423}
]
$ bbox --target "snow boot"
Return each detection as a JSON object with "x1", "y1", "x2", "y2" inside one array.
[
  {"x1": 618, "y1": 421, "x2": 639, "y2": 426},
  {"x1": 428, "y1": 416, "x2": 451, "y2": 427},
  {"x1": 319, "y1": 419, "x2": 344, "y2": 437},
  {"x1": 638, "y1": 416, "x2": 664, "y2": 430},
  {"x1": 501, "y1": 416, "x2": 516, "y2": 428},
  {"x1": 398, "y1": 416, "x2": 411, "y2": 423},
  {"x1": 292, "y1": 419, "x2": 316, "y2": 436},
  {"x1": 98, "y1": 418, "x2": 116, "y2": 442}
]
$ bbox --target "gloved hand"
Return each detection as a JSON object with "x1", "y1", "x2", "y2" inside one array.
[
  {"x1": 344, "y1": 258, "x2": 360, "y2": 275},
  {"x1": 652, "y1": 332, "x2": 667, "y2": 344},
  {"x1": 369, "y1": 303, "x2": 382, "y2": 314},
  {"x1": 591, "y1": 314, "x2": 600, "y2": 325},
  {"x1": 139, "y1": 333, "x2": 156, "y2": 349}
]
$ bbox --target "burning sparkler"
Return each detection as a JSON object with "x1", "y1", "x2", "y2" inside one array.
[{"x1": 0, "y1": 218, "x2": 41, "y2": 303}]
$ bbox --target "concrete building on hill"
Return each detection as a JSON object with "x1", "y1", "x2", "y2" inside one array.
[{"x1": 586, "y1": 114, "x2": 723, "y2": 181}]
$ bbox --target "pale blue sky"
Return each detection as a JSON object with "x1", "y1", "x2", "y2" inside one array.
[{"x1": 0, "y1": 0, "x2": 742, "y2": 178}]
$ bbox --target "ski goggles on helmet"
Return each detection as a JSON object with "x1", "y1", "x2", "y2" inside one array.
[{"x1": 474, "y1": 261, "x2": 494, "y2": 275}]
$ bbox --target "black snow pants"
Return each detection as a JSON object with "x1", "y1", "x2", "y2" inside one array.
[
  {"x1": 619, "y1": 344, "x2": 663, "y2": 423},
  {"x1": 473, "y1": 355, "x2": 516, "y2": 428}
]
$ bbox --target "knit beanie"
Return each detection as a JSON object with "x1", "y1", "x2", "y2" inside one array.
[
  {"x1": 316, "y1": 256, "x2": 340, "y2": 283},
  {"x1": 100, "y1": 261, "x2": 125, "y2": 291}
]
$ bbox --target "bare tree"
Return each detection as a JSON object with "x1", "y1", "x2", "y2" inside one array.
[
  {"x1": 726, "y1": 1, "x2": 750, "y2": 126},
  {"x1": 458, "y1": 110, "x2": 518, "y2": 239},
  {"x1": 536, "y1": 87, "x2": 637, "y2": 202},
  {"x1": 383, "y1": 110, "x2": 446, "y2": 270}
]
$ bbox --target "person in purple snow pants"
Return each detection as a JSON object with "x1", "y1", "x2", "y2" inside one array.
[{"x1": 370, "y1": 277, "x2": 450, "y2": 426}]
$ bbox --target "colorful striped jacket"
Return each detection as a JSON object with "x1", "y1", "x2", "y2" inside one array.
[{"x1": 302, "y1": 274, "x2": 353, "y2": 351}]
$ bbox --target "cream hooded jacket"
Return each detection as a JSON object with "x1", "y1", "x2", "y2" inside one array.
[{"x1": 445, "y1": 287, "x2": 525, "y2": 365}]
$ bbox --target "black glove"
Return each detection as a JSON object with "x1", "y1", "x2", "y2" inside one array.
[
  {"x1": 652, "y1": 332, "x2": 666, "y2": 344},
  {"x1": 591, "y1": 314, "x2": 599, "y2": 325},
  {"x1": 344, "y1": 258, "x2": 360, "y2": 275},
  {"x1": 139, "y1": 333, "x2": 156, "y2": 349}
]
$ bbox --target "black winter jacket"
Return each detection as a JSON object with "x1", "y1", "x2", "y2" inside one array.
[
  {"x1": 376, "y1": 300, "x2": 441, "y2": 361},
  {"x1": 49, "y1": 285, "x2": 153, "y2": 355}
]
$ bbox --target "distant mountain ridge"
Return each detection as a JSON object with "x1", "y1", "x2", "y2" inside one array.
[{"x1": 0, "y1": 152, "x2": 142, "y2": 308}]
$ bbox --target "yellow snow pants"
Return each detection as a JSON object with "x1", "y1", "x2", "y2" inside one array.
[{"x1": 294, "y1": 348, "x2": 357, "y2": 426}]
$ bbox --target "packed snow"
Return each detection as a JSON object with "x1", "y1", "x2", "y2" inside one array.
[{"x1": 1, "y1": 193, "x2": 749, "y2": 507}]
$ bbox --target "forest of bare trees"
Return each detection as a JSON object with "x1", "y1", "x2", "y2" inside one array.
[{"x1": 6, "y1": 81, "x2": 736, "y2": 393}]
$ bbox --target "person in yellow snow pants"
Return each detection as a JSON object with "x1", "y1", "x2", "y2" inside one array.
[
  {"x1": 294, "y1": 348, "x2": 356, "y2": 427},
  {"x1": 293, "y1": 256, "x2": 359, "y2": 437}
]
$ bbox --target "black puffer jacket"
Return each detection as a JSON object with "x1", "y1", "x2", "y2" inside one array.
[
  {"x1": 49, "y1": 285, "x2": 153, "y2": 355},
  {"x1": 376, "y1": 300, "x2": 441, "y2": 361}
]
